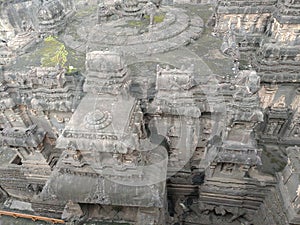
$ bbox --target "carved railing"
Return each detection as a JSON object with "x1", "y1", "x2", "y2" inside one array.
[{"x1": 0, "y1": 210, "x2": 65, "y2": 224}]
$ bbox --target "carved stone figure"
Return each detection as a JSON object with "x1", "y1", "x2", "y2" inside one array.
[{"x1": 141, "y1": 2, "x2": 157, "y2": 26}]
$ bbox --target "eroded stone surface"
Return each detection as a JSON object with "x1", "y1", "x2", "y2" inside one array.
[{"x1": 0, "y1": 1, "x2": 300, "y2": 225}]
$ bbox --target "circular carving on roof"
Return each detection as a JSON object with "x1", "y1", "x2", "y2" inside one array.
[
  {"x1": 63, "y1": 7, "x2": 203, "y2": 55},
  {"x1": 84, "y1": 110, "x2": 112, "y2": 130}
]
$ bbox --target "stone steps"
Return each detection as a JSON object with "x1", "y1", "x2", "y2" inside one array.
[{"x1": 198, "y1": 178, "x2": 276, "y2": 211}]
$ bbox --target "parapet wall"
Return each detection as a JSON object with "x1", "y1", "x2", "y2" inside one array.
[{"x1": 253, "y1": 185, "x2": 289, "y2": 225}]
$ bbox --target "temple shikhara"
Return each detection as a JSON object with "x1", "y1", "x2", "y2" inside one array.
[{"x1": 0, "y1": 0, "x2": 300, "y2": 225}]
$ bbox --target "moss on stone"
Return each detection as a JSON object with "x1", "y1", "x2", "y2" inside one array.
[
  {"x1": 40, "y1": 36, "x2": 68, "y2": 68},
  {"x1": 154, "y1": 14, "x2": 165, "y2": 23},
  {"x1": 128, "y1": 20, "x2": 144, "y2": 27},
  {"x1": 144, "y1": 14, "x2": 165, "y2": 24}
]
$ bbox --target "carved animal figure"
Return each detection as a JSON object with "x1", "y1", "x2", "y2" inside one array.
[{"x1": 141, "y1": 2, "x2": 157, "y2": 26}]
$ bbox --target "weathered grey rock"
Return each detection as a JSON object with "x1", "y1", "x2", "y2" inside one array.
[
  {"x1": 1, "y1": 1, "x2": 300, "y2": 225},
  {"x1": 38, "y1": 0, "x2": 67, "y2": 35},
  {"x1": 36, "y1": 51, "x2": 167, "y2": 224},
  {"x1": 277, "y1": 146, "x2": 300, "y2": 224}
]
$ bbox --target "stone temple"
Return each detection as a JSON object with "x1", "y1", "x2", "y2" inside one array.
[{"x1": 0, "y1": 0, "x2": 300, "y2": 225}]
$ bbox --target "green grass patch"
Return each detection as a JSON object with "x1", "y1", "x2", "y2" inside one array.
[
  {"x1": 125, "y1": 14, "x2": 166, "y2": 28},
  {"x1": 154, "y1": 14, "x2": 165, "y2": 23},
  {"x1": 27, "y1": 35, "x2": 84, "y2": 73},
  {"x1": 144, "y1": 13, "x2": 165, "y2": 23},
  {"x1": 40, "y1": 36, "x2": 68, "y2": 68},
  {"x1": 128, "y1": 20, "x2": 144, "y2": 27}
]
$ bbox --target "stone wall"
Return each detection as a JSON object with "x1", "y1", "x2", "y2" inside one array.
[
  {"x1": 0, "y1": 166, "x2": 31, "y2": 200},
  {"x1": 272, "y1": 19, "x2": 300, "y2": 45},
  {"x1": 31, "y1": 201, "x2": 65, "y2": 218},
  {"x1": 253, "y1": 184, "x2": 289, "y2": 225}
]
